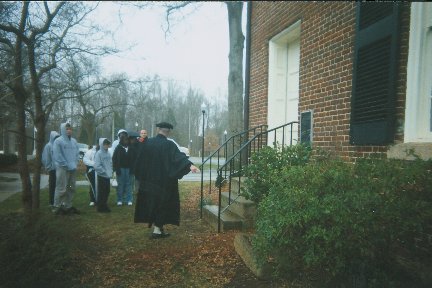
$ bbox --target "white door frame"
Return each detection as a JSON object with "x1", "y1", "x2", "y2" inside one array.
[{"x1": 404, "y1": 2, "x2": 432, "y2": 143}]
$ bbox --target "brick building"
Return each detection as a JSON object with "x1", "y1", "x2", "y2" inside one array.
[{"x1": 246, "y1": 2, "x2": 431, "y2": 161}]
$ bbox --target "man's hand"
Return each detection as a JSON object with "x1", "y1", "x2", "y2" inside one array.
[{"x1": 190, "y1": 165, "x2": 200, "y2": 173}]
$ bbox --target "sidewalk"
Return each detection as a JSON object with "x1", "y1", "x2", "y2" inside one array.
[
  {"x1": 0, "y1": 170, "x2": 208, "y2": 203},
  {"x1": 0, "y1": 173, "x2": 84, "y2": 203}
]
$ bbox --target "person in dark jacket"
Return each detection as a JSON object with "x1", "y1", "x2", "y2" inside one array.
[
  {"x1": 134, "y1": 122, "x2": 199, "y2": 239},
  {"x1": 138, "y1": 129, "x2": 148, "y2": 143},
  {"x1": 112, "y1": 131, "x2": 132, "y2": 206},
  {"x1": 128, "y1": 134, "x2": 139, "y2": 197}
]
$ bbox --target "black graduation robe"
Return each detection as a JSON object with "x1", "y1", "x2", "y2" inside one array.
[{"x1": 134, "y1": 134, "x2": 192, "y2": 227}]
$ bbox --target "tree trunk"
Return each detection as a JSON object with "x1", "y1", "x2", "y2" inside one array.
[
  {"x1": 81, "y1": 113, "x2": 96, "y2": 145},
  {"x1": 16, "y1": 94, "x2": 32, "y2": 213},
  {"x1": 226, "y1": 2, "x2": 244, "y2": 136},
  {"x1": 28, "y1": 42, "x2": 45, "y2": 210},
  {"x1": 13, "y1": 2, "x2": 32, "y2": 213}
]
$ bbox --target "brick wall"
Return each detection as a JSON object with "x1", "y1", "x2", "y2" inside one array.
[{"x1": 249, "y1": 2, "x2": 410, "y2": 162}]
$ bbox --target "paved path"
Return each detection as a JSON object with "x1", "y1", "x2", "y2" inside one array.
[
  {"x1": 76, "y1": 169, "x2": 217, "y2": 186},
  {"x1": 0, "y1": 163, "x2": 217, "y2": 203},
  {"x1": 0, "y1": 173, "x2": 49, "y2": 203}
]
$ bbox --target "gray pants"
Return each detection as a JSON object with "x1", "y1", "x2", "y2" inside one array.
[{"x1": 54, "y1": 167, "x2": 76, "y2": 208}]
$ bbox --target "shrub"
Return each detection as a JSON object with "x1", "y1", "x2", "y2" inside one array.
[
  {"x1": 0, "y1": 153, "x2": 18, "y2": 166},
  {"x1": 251, "y1": 157, "x2": 432, "y2": 287},
  {"x1": 241, "y1": 144, "x2": 311, "y2": 204}
]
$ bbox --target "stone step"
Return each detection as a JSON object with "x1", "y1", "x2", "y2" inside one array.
[
  {"x1": 228, "y1": 176, "x2": 247, "y2": 193},
  {"x1": 202, "y1": 204, "x2": 243, "y2": 232},
  {"x1": 221, "y1": 191, "x2": 256, "y2": 221},
  {"x1": 234, "y1": 233, "x2": 272, "y2": 280}
]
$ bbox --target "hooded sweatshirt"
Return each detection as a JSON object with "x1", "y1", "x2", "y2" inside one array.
[
  {"x1": 53, "y1": 123, "x2": 79, "y2": 171},
  {"x1": 42, "y1": 131, "x2": 60, "y2": 171},
  {"x1": 94, "y1": 138, "x2": 113, "y2": 179}
]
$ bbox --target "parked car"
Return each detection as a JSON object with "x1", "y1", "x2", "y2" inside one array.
[{"x1": 77, "y1": 143, "x2": 89, "y2": 159}]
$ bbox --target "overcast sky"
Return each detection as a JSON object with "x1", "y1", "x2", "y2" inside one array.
[{"x1": 91, "y1": 2, "x2": 235, "y2": 101}]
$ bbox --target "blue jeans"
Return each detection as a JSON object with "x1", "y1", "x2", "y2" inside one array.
[
  {"x1": 129, "y1": 174, "x2": 135, "y2": 202},
  {"x1": 116, "y1": 168, "x2": 132, "y2": 203}
]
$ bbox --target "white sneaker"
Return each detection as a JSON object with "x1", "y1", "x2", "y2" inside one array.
[
  {"x1": 117, "y1": 201, "x2": 122, "y2": 206},
  {"x1": 127, "y1": 202, "x2": 133, "y2": 206},
  {"x1": 89, "y1": 202, "x2": 95, "y2": 206}
]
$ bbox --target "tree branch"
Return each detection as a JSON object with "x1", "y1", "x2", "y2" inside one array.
[
  {"x1": 162, "y1": 1, "x2": 195, "y2": 37},
  {"x1": 29, "y1": 1, "x2": 66, "y2": 39}
]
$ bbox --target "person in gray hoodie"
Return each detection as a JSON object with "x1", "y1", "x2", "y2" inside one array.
[
  {"x1": 42, "y1": 131, "x2": 60, "y2": 206},
  {"x1": 94, "y1": 138, "x2": 113, "y2": 213},
  {"x1": 52, "y1": 123, "x2": 80, "y2": 215}
]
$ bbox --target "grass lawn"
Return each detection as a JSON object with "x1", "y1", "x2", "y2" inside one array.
[{"x1": 0, "y1": 182, "x2": 295, "y2": 288}]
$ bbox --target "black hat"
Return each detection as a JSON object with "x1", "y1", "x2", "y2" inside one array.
[
  {"x1": 102, "y1": 139, "x2": 111, "y2": 145},
  {"x1": 156, "y1": 122, "x2": 173, "y2": 129}
]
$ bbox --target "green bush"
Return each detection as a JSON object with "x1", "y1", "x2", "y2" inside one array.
[
  {"x1": 241, "y1": 144, "x2": 312, "y2": 204},
  {"x1": 0, "y1": 153, "x2": 18, "y2": 166},
  {"x1": 251, "y1": 156, "x2": 432, "y2": 287}
]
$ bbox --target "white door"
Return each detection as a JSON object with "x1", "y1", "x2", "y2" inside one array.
[{"x1": 268, "y1": 35, "x2": 300, "y2": 147}]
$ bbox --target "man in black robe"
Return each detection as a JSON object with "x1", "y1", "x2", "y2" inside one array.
[{"x1": 134, "y1": 122, "x2": 200, "y2": 239}]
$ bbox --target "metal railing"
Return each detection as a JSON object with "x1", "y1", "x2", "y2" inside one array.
[
  {"x1": 199, "y1": 125, "x2": 267, "y2": 218},
  {"x1": 200, "y1": 121, "x2": 299, "y2": 232}
]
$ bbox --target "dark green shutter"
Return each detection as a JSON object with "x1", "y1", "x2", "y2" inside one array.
[
  {"x1": 350, "y1": 2, "x2": 401, "y2": 145},
  {"x1": 300, "y1": 110, "x2": 312, "y2": 146}
]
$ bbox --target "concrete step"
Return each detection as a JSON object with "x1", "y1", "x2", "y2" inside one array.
[
  {"x1": 234, "y1": 233, "x2": 272, "y2": 280},
  {"x1": 228, "y1": 177, "x2": 247, "y2": 193},
  {"x1": 221, "y1": 191, "x2": 256, "y2": 221},
  {"x1": 202, "y1": 204, "x2": 243, "y2": 232}
]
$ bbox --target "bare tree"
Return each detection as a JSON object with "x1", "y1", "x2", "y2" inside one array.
[
  {"x1": 0, "y1": 1, "x2": 117, "y2": 211},
  {"x1": 161, "y1": 1, "x2": 244, "y2": 136},
  {"x1": 62, "y1": 55, "x2": 127, "y2": 144},
  {"x1": 226, "y1": 2, "x2": 244, "y2": 135}
]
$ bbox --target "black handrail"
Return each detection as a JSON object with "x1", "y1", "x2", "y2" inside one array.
[
  {"x1": 213, "y1": 121, "x2": 299, "y2": 232},
  {"x1": 199, "y1": 125, "x2": 267, "y2": 218}
]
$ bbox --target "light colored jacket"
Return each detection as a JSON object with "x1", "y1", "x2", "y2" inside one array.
[
  {"x1": 83, "y1": 146, "x2": 97, "y2": 167},
  {"x1": 42, "y1": 131, "x2": 59, "y2": 171},
  {"x1": 94, "y1": 138, "x2": 113, "y2": 179},
  {"x1": 53, "y1": 123, "x2": 79, "y2": 171}
]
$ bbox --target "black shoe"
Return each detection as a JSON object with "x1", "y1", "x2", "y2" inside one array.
[
  {"x1": 52, "y1": 207, "x2": 66, "y2": 215},
  {"x1": 66, "y1": 207, "x2": 80, "y2": 215},
  {"x1": 150, "y1": 232, "x2": 170, "y2": 239},
  {"x1": 97, "y1": 207, "x2": 111, "y2": 213}
]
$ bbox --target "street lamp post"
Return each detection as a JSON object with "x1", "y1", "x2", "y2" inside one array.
[
  {"x1": 201, "y1": 103, "x2": 206, "y2": 163},
  {"x1": 135, "y1": 121, "x2": 138, "y2": 132},
  {"x1": 200, "y1": 102, "x2": 206, "y2": 219},
  {"x1": 33, "y1": 126, "x2": 37, "y2": 156},
  {"x1": 224, "y1": 130, "x2": 228, "y2": 158}
]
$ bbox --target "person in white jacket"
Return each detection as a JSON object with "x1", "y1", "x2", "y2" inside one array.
[{"x1": 83, "y1": 144, "x2": 98, "y2": 206}]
